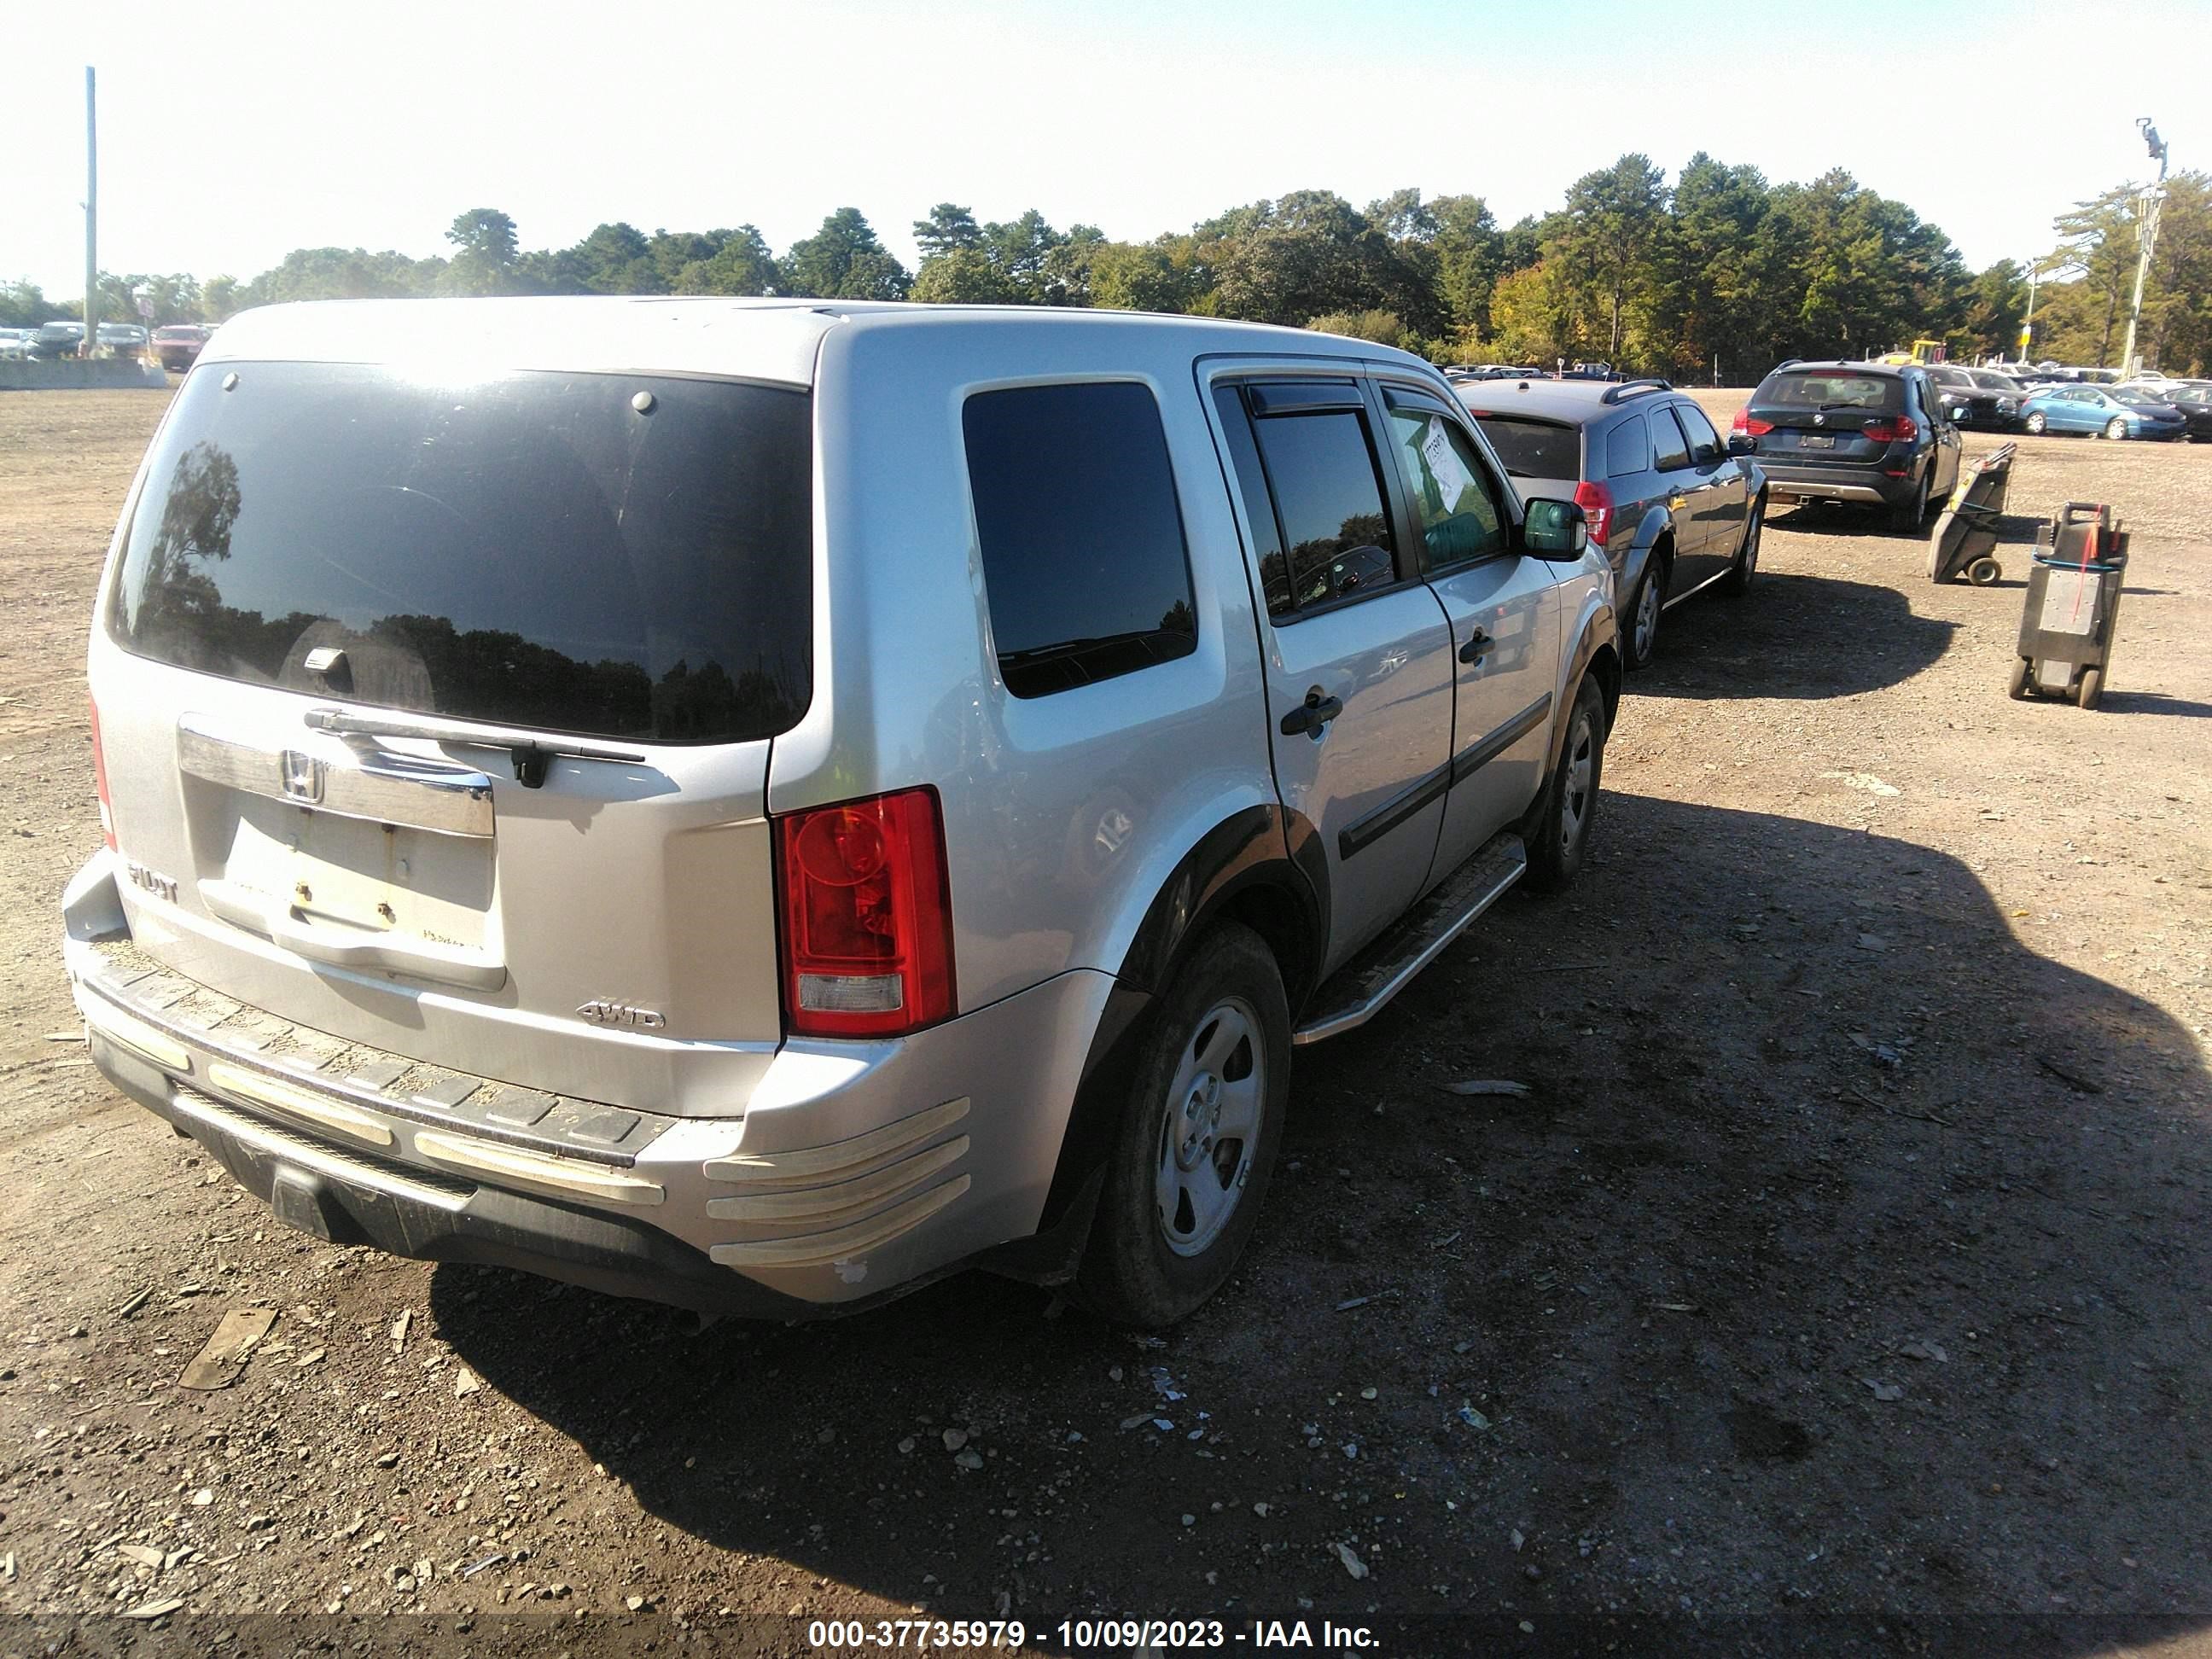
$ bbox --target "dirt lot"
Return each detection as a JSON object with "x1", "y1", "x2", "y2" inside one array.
[{"x1": 2, "y1": 387, "x2": 2209, "y2": 1654}]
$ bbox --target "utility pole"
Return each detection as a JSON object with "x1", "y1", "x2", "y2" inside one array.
[
  {"x1": 83, "y1": 67, "x2": 98, "y2": 358},
  {"x1": 2118, "y1": 116, "x2": 2169, "y2": 376}
]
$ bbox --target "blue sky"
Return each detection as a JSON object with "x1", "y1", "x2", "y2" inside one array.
[{"x1": 4, "y1": 0, "x2": 2203, "y2": 299}]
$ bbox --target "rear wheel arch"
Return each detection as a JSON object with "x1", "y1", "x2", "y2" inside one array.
[{"x1": 1032, "y1": 808, "x2": 1322, "y2": 1239}]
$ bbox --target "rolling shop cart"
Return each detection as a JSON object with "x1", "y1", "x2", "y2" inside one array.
[
  {"x1": 2008, "y1": 501, "x2": 2128, "y2": 710},
  {"x1": 1929, "y1": 442, "x2": 2020, "y2": 585}
]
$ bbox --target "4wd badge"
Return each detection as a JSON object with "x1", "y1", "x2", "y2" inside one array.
[{"x1": 577, "y1": 999, "x2": 666, "y2": 1029}]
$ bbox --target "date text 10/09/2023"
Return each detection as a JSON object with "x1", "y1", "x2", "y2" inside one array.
[{"x1": 805, "y1": 1618, "x2": 1381, "y2": 1650}]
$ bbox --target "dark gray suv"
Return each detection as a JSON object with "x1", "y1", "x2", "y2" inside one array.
[
  {"x1": 1735, "y1": 361, "x2": 1963, "y2": 533},
  {"x1": 1455, "y1": 377, "x2": 1767, "y2": 671}
]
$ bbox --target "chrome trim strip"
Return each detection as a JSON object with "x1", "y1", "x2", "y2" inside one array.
[
  {"x1": 702, "y1": 1097, "x2": 970, "y2": 1185},
  {"x1": 207, "y1": 1061, "x2": 395, "y2": 1148},
  {"x1": 707, "y1": 1176, "x2": 970, "y2": 1268},
  {"x1": 704, "y1": 1137, "x2": 969, "y2": 1223},
  {"x1": 413, "y1": 1131, "x2": 667, "y2": 1207},
  {"x1": 177, "y1": 714, "x2": 496, "y2": 837}
]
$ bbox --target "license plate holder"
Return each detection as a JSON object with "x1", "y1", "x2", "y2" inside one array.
[{"x1": 1800, "y1": 434, "x2": 1836, "y2": 450}]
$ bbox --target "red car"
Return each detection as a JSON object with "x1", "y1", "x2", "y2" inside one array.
[{"x1": 153, "y1": 324, "x2": 211, "y2": 372}]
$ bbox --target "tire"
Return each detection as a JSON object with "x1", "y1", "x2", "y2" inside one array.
[
  {"x1": 1522, "y1": 674, "x2": 1607, "y2": 893},
  {"x1": 1966, "y1": 557, "x2": 2002, "y2": 586},
  {"x1": 2104, "y1": 417, "x2": 2128, "y2": 441},
  {"x1": 1888, "y1": 469, "x2": 1930, "y2": 535},
  {"x1": 2077, "y1": 667, "x2": 2103, "y2": 710},
  {"x1": 1074, "y1": 922, "x2": 1289, "y2": 1328},
  {"x1": 2023, "y1": 411, "x2": 2047, "y2": 435},
  {"x1": 1621, "y1": 550, "x2": 1667, "y2": 670},
  {"x1": 1719, "y1": 496, "x2": 1763, "y2": 597},
  {"x1": 2007, "y1": 656, "x2": 2034, "y2": 701}
]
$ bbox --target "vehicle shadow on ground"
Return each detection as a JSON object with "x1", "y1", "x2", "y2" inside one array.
[
  {"x1": 2094, "y1": 690, "x2": 2212, "y2": 719},
  {"x1": 434, "y1": 795, "x2": 2210, "y2": 1643},
  {"x1": 1637, "y1": 570, "x2": 1956, "y2": 700}
]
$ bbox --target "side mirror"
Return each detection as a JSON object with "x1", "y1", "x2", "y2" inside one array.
[
  {"x1": 1726, "y1": 433, "x2": 1755, "y2": 456},
  {"x1": 1522, "y1": 497, "x2": 1588, "y2": 557}
]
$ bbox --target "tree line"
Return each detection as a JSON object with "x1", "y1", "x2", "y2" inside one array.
[{"x1": 5, "y1": 153, "x2": 2205, "y2": 376}]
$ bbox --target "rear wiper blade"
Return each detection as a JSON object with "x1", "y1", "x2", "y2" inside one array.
[
  {"x1": 304, "y1": 706, "x2": 646, "y2": 789},
  {"x1": 999, "y1": 630, "x2": 1164, "y2": 665}
]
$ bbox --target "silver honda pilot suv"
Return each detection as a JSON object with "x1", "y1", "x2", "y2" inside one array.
[{"x1": 63, "y1": 298, "x2": 1621, "y2": 1326}]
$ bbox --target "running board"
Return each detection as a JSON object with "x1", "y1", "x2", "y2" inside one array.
[{"x1": 1292, "y1": 832, "x2": 1527, "y2": 1045}]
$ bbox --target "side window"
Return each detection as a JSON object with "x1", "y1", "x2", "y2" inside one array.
[
  {"x1": 1651, "y1": 409, "x2": 1691, "y2": 472},
  {"x1": 1243, "y1": 396, "x2": 1399, "y2": 614},
  {"x1": 963, "y1": 381, "x2": 1196, "y2": 698},
  {"x1": 1384, "y1": 399, "x2": 1508, "y2": 568},
  {"x1": 1673, "y1": 403, "x2": 1724, "y2": 463},
  {"x1": 1605, "y1": 416, "x2": 1650, "y2": 479}
]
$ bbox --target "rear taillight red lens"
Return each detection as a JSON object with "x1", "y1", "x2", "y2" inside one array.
[
  {"x1": 1861, "y1": 415, "x2": 1918, "y2": 445},
  {"x1": 1573, "y1": 480, "x2": 1615, "y2": 546},
  {"x1": 775, "y1": 787, "x2": 955, "y2": 1039},
  {"x1": 89, "y1": 696, "x2": 115, "y2": 851},
  {"x1": 1731, "y1": 407, "x2": 1773, "y2": 437}
]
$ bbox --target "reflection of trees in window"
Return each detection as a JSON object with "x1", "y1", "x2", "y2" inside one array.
[
  {"x1": 1159, "y1": 598, "x2": 1196, "y2": 637},
  {"x1": 1284, "y1": 511, "x2": 1390, "y2": 604},
  {"x1": 137, "y1": 441, "x2": 242, "y2": 628}
]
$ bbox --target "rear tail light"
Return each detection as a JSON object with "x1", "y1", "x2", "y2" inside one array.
[
  {"x1": 1731, "y1": 407, "x2": 1773, "y2": 437},
  {"x1": 775, "y1": 787, "x2": 956, "y2": 1039},
  {"x1": 1861, "y1": 415, "x2": 1918, "y2": 445},
  {"x1": 1573, "y1": 480, "x2": 1615, "y2": 546},
  {"x1": 89, "y1": 696, "x2": 115, "y2": 851}
]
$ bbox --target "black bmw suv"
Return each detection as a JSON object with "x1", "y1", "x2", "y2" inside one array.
[{"x1": 1733, "y1": 361, "x2": 1963, "y2": 533}]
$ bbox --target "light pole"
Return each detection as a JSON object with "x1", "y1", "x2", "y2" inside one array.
[
  {"x1": 2020, "y1": 259, "x2": 2062, "y2": 367},
  {"x1": 2118, "y1": 116, "x2": 2169, "y2": 375}
]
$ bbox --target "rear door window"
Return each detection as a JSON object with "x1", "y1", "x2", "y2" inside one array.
[
  {"x1": 1231, "y1": 386, "x2": 1401, "y2": 615},
  {"x1": 963, "y1": 381, "x2": 1196, "y2": 698},
  {"x1": 1604, "y1": 416, "x2": 1649, "y2": 478},
  {"x1": 112, "y1": 363, "x2": 813, "y2": 743},
  {"x1": 1651, "y1": 410, "x2": 1691, "y2": 471}
]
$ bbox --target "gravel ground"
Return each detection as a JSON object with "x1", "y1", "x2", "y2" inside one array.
[{"x1": 1, "y1": 387, "x2": 2208, "y2": 1656}]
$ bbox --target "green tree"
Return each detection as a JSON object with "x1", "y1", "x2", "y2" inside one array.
[
  {"x1": 911, "y1": 246, "x2": 1012, "y2": 304},
  {"x1": 674, "y1": 226, "x2": 777, "y2": 296},
  {"x1": 779, "y1": 208, "x2": 911, "y2": 300},
  {"x1": 913, "y1": 203, "x2": 984, "y2": 261},
  {"x1": 0, "y1": 278, "x2": 54, "y2": 328},
  {"x1": 1555, "y1": 154, "x2": 1669, "y2": 361},
  {"x1": 443, "y1": 208, "x2": 521, "y2": 295}
]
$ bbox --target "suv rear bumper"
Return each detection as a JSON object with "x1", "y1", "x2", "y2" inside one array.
[
  {"x1": 63, "y1": 853, "x2": 1113, "y2": 1316},
  {"x1": 1759, "y1": 461, "x2": 1918, "y2": 509}
]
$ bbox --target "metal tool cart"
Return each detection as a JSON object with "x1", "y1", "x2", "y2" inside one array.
[
  {"x1": 2008, "y1": 501, "x2": 2128, "y2": 709},
  {"x1": 1929, "y1": 441, "x2": 2020, "y2": 585}
]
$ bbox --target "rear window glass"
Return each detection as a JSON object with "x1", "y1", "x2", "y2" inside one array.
[
  {"x1": 110, "y1": 363, "x2": 813, "y2": 743},
  {"x1": 1465, "y1": 415, "x2": 1577, "y2": 480},
  {"x1": 1755, "y1": 370, "x2": 1904, "y2": 412},
  {"x1": 963, "y1": 381, "x2": 1196, "y2": 699}
]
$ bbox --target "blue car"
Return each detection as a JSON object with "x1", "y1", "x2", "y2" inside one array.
[{"x1": 2019, "y1": 384, "x2": 2188, "y2": 440}]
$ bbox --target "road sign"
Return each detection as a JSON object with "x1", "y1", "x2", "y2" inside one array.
[{"x1": 136, "y1": 294, "x2": 154, "y2": 319}]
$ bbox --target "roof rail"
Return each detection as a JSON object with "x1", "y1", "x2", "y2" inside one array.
[{"x1": 1599, "y1": 378, "x2": 1673, "y2": 405}]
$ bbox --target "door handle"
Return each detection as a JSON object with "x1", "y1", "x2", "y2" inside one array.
[
  {"x1": 1458, "y1": 629, "x2": 1490, "y2": 664},
  {"x1": 1279, "y1": 689, "x2": 1344, "y2": 737}
]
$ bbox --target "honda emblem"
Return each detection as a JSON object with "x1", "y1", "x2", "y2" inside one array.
[{"x1": 280, "y1": 750, "x2": 325, "y2": 804}]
